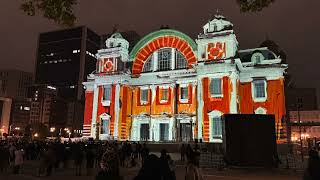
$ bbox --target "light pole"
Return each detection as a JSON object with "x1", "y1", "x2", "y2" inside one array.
[{"x1": 296, "y1": 97, "x2": 303, "y2": 162}]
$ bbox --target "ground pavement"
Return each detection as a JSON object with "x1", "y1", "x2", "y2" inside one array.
[
  {"x1": 0, "y1": 152, "x2": 304, "y2": 180},
  {"x1": 0, "y1": 160, "x2": 303, "y2": 180}
]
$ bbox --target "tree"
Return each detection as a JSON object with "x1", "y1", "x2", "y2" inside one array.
[
  {"x1": 20, "y1": 0, "x2": 275, "y2": 27},
  {"x1": 236, "y1": 0, "x2": 275, "y2": 13},
  {"x1": 20, "y1": 0, "x2": 77, "y2": 27}
]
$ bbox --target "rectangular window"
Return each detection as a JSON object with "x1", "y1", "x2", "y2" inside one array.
[
  {"x1": 161, "y1": 88, "x2": 169, "y2": 101},
  {"x1": 212, "y1": 117, "x2": 222, "y2": 138},
  {"x1": 158, "y1": 48, "x2": 171, "y2": 71},
  {"x1": 103, "y1": 85, "x2": 111, "y2": 101},
  {"x1": 180, "y1": 87, "x2": 189, "y2": 100},
  {"x1": 210, "y1": 78, "x2": 222, "y2": 96},
  {"x1": 100, "y1": 119, "x2": 109, "y2": 134},
  {"x1": 160, "y1": 123, "x2": 169, "y2": 141},
  {"x1": 253, "y1": 80, "x2": 266, "y2": 98},
  {"x1": 140, "y1": 89, "x2": 149, "y2": 103}
]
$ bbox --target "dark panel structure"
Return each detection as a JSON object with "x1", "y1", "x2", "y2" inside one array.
[{"x1": 223, "y1": 114, "x2": 276, "y2": 167}]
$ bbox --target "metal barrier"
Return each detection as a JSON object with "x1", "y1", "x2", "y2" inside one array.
[{"x1": 199, "y1": 152, "x2": 226, "y2": 169}]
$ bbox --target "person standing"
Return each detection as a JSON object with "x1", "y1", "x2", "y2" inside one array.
[
  {"x1": 73, "y1": 143, "x2": 84, "y2": 176},
  {"x1": 0, "y1": 145, "x2": 10, "y2": 173},
  {"x1": 180, "y1": 144, "x2": 186, "y2": 162},
  {"x1": 303, "y1": 148, "x2": 320, "y2": 180},
  {"x1": 96, "y1": 147, "x2": 122, "y2": 180},
  {"x1": 86, "y1": 145, "x2": 96, "y2": 176},
  {"x1": 141, "y1": 143, "x2": 149, "y2": 165},
  {"x1": 13, "y1": 147, "x2": 24, "y2": 174},
  {"x1": 185, "y1": 152, "x2": 203, "y2": 180}
]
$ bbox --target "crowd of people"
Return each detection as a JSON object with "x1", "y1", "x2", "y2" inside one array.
[{"x1": 0, "y1": 138, "x2": 204, "y2": 180}]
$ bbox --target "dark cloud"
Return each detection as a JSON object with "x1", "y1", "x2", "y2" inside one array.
[{"x1": 0, "y1": 0, "x2": 319, "y2": 99}]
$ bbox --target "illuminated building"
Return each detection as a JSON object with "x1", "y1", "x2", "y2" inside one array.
[{"x1": 83, "y1": 15, "x2": 287, "y2": 142}]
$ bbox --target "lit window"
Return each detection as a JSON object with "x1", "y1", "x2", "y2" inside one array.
[
  {"x1": 212, "y1": 116, "x2": 222, "y2": 138},
  {"x1": 143, "y1": 55, "x2": 153, "y2": 72},
  {"x1": 140, "y1": 89, "x2": 149, "y2": 103},
  {"x1": 158, "y1": 48, "x2": 171, "y2": 71},
  {"x1": 161, "y1": 88, "x2": 169, "y2": 101},
  {"x1": 253, "y1": 80, "x2": 266, "y2": 99},
  {"x1": 255, "y1": 55, "x2": 261, "y2": 64},
  {"x1": 24, "y1": 107, "x2": 30, "y2": 111},
  {"x1": 175, "y1": 51, "x2": 187, "y2": 69},
  {"x1": 180, "y1": 87, "x2": 189, "y2": 100},
  {"x1": 210, "y1": 78, "x2": 222, "y2": 97},
  {"x1": 72, "y1": 50, "x2": 77, "y2": 53},
  {"x1": 103, "y1": 85, "x2": 111, "y2": 101}
]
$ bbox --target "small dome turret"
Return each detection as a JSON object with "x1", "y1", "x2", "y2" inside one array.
[
  {"x1": 203, "y1": 14, "x2": 233, "y2": 34},
  {"x1": 105, "y1": 33, "x2": 129, "y2": 50}
]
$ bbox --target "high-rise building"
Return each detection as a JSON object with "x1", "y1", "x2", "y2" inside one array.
[
  {"x1": 0, "y1": 69, "x2": 33, "y2": 135},
  {"x1": 34, "y1": 26, "x2": 101, "y2": 131},
  {"x1": 9, "y1": 98, "x2": 32, "y2": 135},
  {"x1": 35, "y1": 26, "x2": 100, "y2": 100},
  {"x1": 0, "y1": 70, "x2": 33, "y2": 99},
  {"x1": 0, "y1": 97, "x2": 12, "y2": 136}
]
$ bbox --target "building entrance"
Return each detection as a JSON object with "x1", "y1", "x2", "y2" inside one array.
[
  {"x1": 140, "y1": 124, "x2": 149, "y2": 141},
  {"x1": 180, "y1": 123, "x2": 192, "y2": 142},
  {"x1": 160, "y1": 123, "x2": 169, "y2": 141}
]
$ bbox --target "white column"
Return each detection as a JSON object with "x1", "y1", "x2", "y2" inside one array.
[
  {"x1": 151, "y1": 85, "x2": 156, "y2": 106},
  {"x1": 169, "y1": 117, "x2": 174, "y2": 141},
  {"x1": 230, "y1": 71, "x2": 238, "y2": 114},
  {"x1": 171, "y1": 48, "x2": 175, "y2": 70},
  {"x1": 131, "y1": 117, "x2": 139, "y2": 141},
  {"x1": 113, "y1": 84, "x2": 120, "y2": 139},
  {"x1": 197, "y1": 78, "x2": 204, "y2": 140},
  {"x1": 91, "y1": 84, "x2": 99, "y2": 138},
  {"x1": 153, "y1": 51, "x2": 158, "y2": 71}
]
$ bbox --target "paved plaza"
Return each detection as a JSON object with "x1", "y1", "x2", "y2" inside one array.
[{"x1": 0, "y1": 159, "x2": 303, "y2": 180}]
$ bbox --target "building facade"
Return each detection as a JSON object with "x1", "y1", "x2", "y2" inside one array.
[
  {"x1": 83, "y1": 15, "x2": 287, "y2": 142},
  {"x1": 0, "y1": 70, "x2": 33, "y2": 99},
  {"x1": 290, "y1": 110, "x2": 320, "y2": 141},
  {"x1": 0, "y1": 97, "x2": 12, "y2": 136},
  {"x1": 0, "y1": 70, "x2": 33, "y2": 135}
]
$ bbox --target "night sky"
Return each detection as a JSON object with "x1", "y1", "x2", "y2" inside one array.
[{"x1": 0, "y1": 0, "x2": 319, "y2": 104}]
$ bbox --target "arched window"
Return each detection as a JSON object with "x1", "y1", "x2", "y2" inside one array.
[
  {"x1": 142, "y1": 55, "x2": 153, "y2": 72},
  {"x1": 158, "y1": 48, "x2": 172, "y2": 71},
  {"x1": 175, "y1": 51, "x2": 187, "y2": 69},
  {"x1": 255, "y1": 107, "x2": 267, "y2": 114}
]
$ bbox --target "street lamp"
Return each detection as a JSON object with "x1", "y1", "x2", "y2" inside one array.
[
  {"x1": 50, "y1": 127, "x2": 55, "y2": 138},
  {"x1": 34, "y1": 133, "x2": 39, "y2": 138}
]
